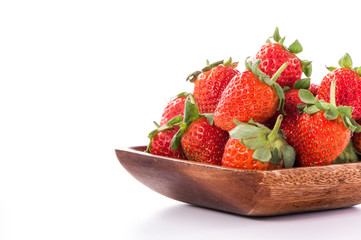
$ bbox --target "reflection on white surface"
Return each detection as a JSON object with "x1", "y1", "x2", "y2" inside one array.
[{"x1": 127, "y1": 203, "x2": 361, "y2": 240}]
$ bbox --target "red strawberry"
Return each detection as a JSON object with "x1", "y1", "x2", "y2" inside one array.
[
  {"x1": 253, "y1": 27, "x2": 312, "y2": 88},
  {"x1": 266, "y1": 78, "x2": 310, "y2": 146},
  {"x1": 309, "y1": 83, "x2": 319, "y2": 96},
  {"x1": 318, "y1": 53, "x2": 361, "y2": 121},
  {"x1": 222, "y1": 115, "x2": 296, "y2": 170},
  {"x1": 187, "y1": 58, "x2": 240, "y2": 114},
  {"x1": 171, "y1": 98, "x2": 229, "y2": 165},
  {"x1": 214, "y1": 58, "x2": 288, "y2": 131},
  {"x1": 160, "y1": 92, "x2": 190, "y2": 126},
  {"x1": 181, "y1": 117, "x2": 229, "y2": 165},
  {"x1": 293, "y1": 79, "x2": 359, "y2": 166},
  {"x1": 147, "y1": 116, "x2": 186, "y2": 159}
]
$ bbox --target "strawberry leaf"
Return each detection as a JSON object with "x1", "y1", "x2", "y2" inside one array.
[
  {"x1": 302, "y1": 64, "x2": 312, "y2": 77},
  {"x1": 333, "y1": 141, "x2": 358, "y2": 164},
  {"x1": 274, "y1": 83, "x2": 285, "y2": 114},
  {"x1": 299, "y1": 89, "x2": 317, "y2": 104},
  {"x1": 283, "y1": 86, "x2": 291, "y2": 92},
  {"x1": 201, "y1": 113, "x2": 214, "y2": 125},
  {"x1": 229, "y1": 122, "x2": 264, "y2": 140},
  {"x1": 338, "y1": 53, "x2": 353, "y2": 70},
  {"x1": 278, "y1": 37, "x2": 286, "y2": 47},
  {"x1": 315, "y1": 100, "x2": 330, "y2": 111},
  {"x1": 158, "y1": 115, "x2": 183, "y2": 131},
  {"x1": 270, "y1": 148, "x2": 281, "y2": 165},
  {"x1": 202, "y1": 60, "x2": 224, "y2": 72},
  {"x1": 326, "y1": 65, "x2": 337, "y2": 72},
  {"x1": 288, "y1": 40, "x2": 303, "y2": 54},
  {"x1": 183, "y1": 99, "x2": 199, "y2": 123},
  {"x1": 241, "y1": 137, "x2": 267, "y2": 150},
  {"x1": 273, "y1": 27, "x2": 281, "y2": 42},
  {"x1": 253, "y1": 146, "x2": 272, "y2": 163},
  {"x1": 303, "y1": 105, "x2": 321, "y2": 114},
  {"x1": 293, "y1": 78, "x2": 310, "y2": 90},
  {"x1": 171, "y1": 122, "x2": 189, "y2": 151},
  {"x1": 281, "y1": 145, "x2": 296, "y2": 168},
  {"x1": 324, "y1": 106, "x2": 339, "y2": 120}
]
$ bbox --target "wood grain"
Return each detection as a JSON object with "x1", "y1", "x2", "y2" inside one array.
[{"x1": 115, "y1": 146, "x2": 361, "y2": 216}]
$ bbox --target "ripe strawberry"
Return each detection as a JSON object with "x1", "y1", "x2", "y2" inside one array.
[
  {"x1": 222, "y1": 115, "x2": 296, "y2": 170},
  {"x1": 187, "y1": 58, "x2": 240, "y2": 114},
  {"x1": 171, "y1": 98, "x2": 229, "y2": 165},
  {"x1": 309, "y1": 83, "x2": 319, "y2": 96},
  {"x1": 147, "y1": 116, "x2": 186, "y2": 159},
  {"x1": 253, "y1": 27, "x2": 312, "y2": 88},
  {"x1": 293, "y1": 79, "x2": 360, "y2": 166},
  {"x1": 181, "y1": 117, "x2": 229, "y2": 165},
  {"x1": 318, "y1": 53, "x2": 361, "y2": 121},
  {"x1": 213, "y1": 58, "x2": 287, "y2": 131},
  {"x1": 266, "y1": 78, "x2": 310, "y2": 146},
  {"x1": 160, "y1": 92, "x2": 190, "y2": 126}
]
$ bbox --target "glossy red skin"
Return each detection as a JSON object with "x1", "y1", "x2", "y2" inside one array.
[
  {"x1": 318, "y1": 68, "x2": 361, "y2": 121},
  {"x1": 293, "y1": 112, "x2": 350, "y2": 167},
  {"x1": 214, "y1": 71, "x2": 279, "y2": 131},
  {"x1": 253, "y1": 43, "x2": 303, "y2": 88},
  {"x1": 193, "y1": 65, "x2": 240, "y2": 114},
  {"x1": 280, "y1": 90, "x2": 304, "y2": 146},
  {"x1": 160, "y1": 96, "x2": 186, "y2": 126},
  {"x1": 309, "y1": 83, "x2": 319, "y2": 97},
  {"x1": 181, "y1": 117, "x2": 229, "y2": 165},
  {"x1": 222, "y1": 138, "x2": 282, "y2": 170},
  {"x1": 267, "y1": 90, "x2": 303, "y2": 146},
  {"x1": 150, "y1": 126, "x2": 186, "y2": 159}
]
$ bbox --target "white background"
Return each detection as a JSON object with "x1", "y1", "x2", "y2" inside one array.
[{"x1": 1, "y1": 0, "x2": 361, "y2": 239}]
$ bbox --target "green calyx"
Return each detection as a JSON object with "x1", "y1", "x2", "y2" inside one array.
[
  {"x1": 283, "y1": 77, "x2": 311, "y2": 94},
  {"x1": 170, "y1": 95, "x2": 214, "y2": 151},
  {"x1": 332, "y1": 141, "x2": 359, "y2": 164},
  {"x1": 297, "y1": 79, "x2": 361, "y2": 132},
  {"x1": 266, "y1": 27, "x2": 312, "y2": 78},
  {"x1": 186, "y1": 57, "x2": 239, "y2": 83},
  {"x1": 229, "y1": 115, "x2": 296, "y2": 168},
  {"x1": 245, "y1": 58, "x2": 287, "y2": 114},
  {"x1": 326, "y1": 53, "x2": 361, "y2": 76}
]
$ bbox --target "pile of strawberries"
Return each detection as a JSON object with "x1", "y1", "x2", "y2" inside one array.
[{"x1": 146, "y1": 28, "x2": 361, "y2": 170}]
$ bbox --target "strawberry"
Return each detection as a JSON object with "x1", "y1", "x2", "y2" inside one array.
[
  {"x1": 318, "y1": 53, "x2": 361, "y2": 121},
  {"x1": 171, "y1": 98, "x2": 229, "y2": 165},
  {"x1": 181, "y1": 117, "x2": 229, "y2": 165},
  {"x1": 293, "y1": 79, "x2": 360, "y2": 166},
  {"x1": 160, "y1": 92, "x2": 190, "y2": 126},
  {"x1": 147, "y1": 116, "x2": 186, "y2": 159},
  {"x1": 266, "y1": 78, "x2": 310, "y2": 146},
  {"x1": 253, "y1": 27, "x2": 312, "y2": 88},
  {"x1": 213, "y1": 58, "x2": 288, "y2": 131},
  {"x1": 308, "y1": 83, "x2": 319, "y2": 97},
  {"x1": 222, "y1": 115, "x2": 296, "y2": 170},
  {"x1": 186, "y1": 58, "x2": 240, "y2": 114}
]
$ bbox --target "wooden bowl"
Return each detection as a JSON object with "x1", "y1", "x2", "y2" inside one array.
[{"x1": 115, "y1": 146, "x2": 361, "y2": 216}]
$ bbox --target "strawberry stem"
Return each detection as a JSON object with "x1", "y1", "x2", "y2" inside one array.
[
  {"x1": 270, "y1": 62, "x2": 289, "y2": 83},
  {"x1": 330, "y1": 78, "x2": 336, "y2": 107},
  {"x1": 268, "y1": 115, "x2": 283, "y2": 142},
  {"x1": 153, "y1": 121, "x2": 161, "y2": 128}
]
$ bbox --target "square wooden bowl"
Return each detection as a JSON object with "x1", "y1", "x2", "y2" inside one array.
[{"x1": 115, "y1": 146, "x2": 361, "y2": 216}]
